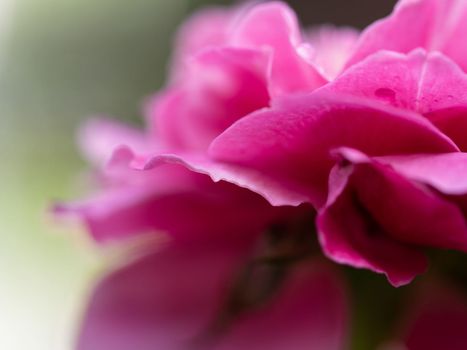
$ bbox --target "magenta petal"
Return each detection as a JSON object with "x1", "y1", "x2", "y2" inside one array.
[
  {"x1": 428, "y1": 107, "x2": 467, "y2": 151},
  {"x1": 78, "y1": 240, "x2": 348, "y2": 350},
  {"x1": 347, "y1": 0, "x2": 467, "y2": 70},
  {"x1": 231, "y1": 2, "x2": 326, "y2": 97},
  {"x1": 317, "y1": 162, "x2": 428, "y2": 287},
  {"x1": 78, "y1": 118, "x2": 151, "y2": 166},
  {"x1": 323, "y1": 49, "x2": 428, "y2": 111},
  {"x1": 215, "y1": 261, "x2": 348, "y2": 350},
  {"x1": 327, "y1": 49, "x2": 467, "y2": 113},
  {"x1": 130, "y1": 151, "x2": 310, "y2": 207},
  {"x1": 148, "y1": 47, "x2": 269, "y2": 151},
  {"x1": 403, "y1": 285, "x2": 467, "y2": 350},
  {"x1": 418, "y1": 53, "x2": 467, "y2": 149},
  {"x1": 318, "y1": 148, "x2": 467, "y2": 286},
  {"x1": 54, "y1": 186, "x2": 168, "y2": 243},
  {"x1": 210, "y1": 92, "x2": 458, "y2": 207},
  {"x1": 380, "y1": 152, "x2": 467, "y2": 196},
  {"x1": 345, "y1": 0, "x2": 433, "y2": 67},
  {"x1": 338, "y1": 148, "x2": 467, "y2": 251},
  {"x1": 77, "y1": 240, "x2": 251, "y2": 350},
  {"x1": 306, "y1": 25, "x2": 360, "y2": 79},
  {"x1": 413, "y1": 51, "x2": 467, "y2": 115},
  {"x1": 327, "y1": 49, "x2": 467, "y2": 150},
  {"x1": 53, "y1": 161, "x2": 206, "y2": 243},
  {"x1": 55, "y1": 153, "x2": 286, "y2": 243},
  {"x1": 437, "y1": 2, "x2": 467, "y2": 73},
  {"x1": 170, "y1": 7, "x2": 235, "y2": 78}
]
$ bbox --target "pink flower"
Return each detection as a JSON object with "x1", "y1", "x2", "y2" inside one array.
[
  {"x1": 56, "y1": 3, "x2": 354, "y2": 348},
  {"x1": 57, "y1": 0, "x2": 467, "y2": 347}
]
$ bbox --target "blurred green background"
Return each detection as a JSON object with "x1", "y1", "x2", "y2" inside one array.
[{"x1": 0, "y1": 0, "x2": 396, "y2": 349}]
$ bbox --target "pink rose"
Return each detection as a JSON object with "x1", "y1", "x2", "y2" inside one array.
[
  {"x1": 56, "y1": 2, "x2": 353, "y2": 348},
  {"x1": 57, "y1": 0, "x2": 467, "y2": 347}
]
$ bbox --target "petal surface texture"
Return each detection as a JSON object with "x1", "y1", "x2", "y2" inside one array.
[
  {"x1": 347, "y1": 0, "x2": 467, "y2": 71},
  {"x1": 210, "y1": 92, "x2": 458, "y2": 207}
]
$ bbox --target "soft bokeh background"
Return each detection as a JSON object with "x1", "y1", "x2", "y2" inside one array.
[{"x1": 0, "y1": 0, "x2": 396, "y2": 349}]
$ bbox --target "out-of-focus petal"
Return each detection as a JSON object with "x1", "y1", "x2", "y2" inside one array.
[
  {"x1": 306, "y1": 25, "x2": 360, "y2": 79},
  {"x1": 148, "y1": 47, "x2": 269, "y2": 151},
  {"x1": 403, "y1": 284, "x2": 467, "y2": 350},
  {"x1": 55, "y1": 154, "x2": 287, "y2": 243},
  {"x1": 346, "y1": 0, "x2": 467, "y2": 71},
  {"x1": 170, "y1": 7, "x2": 233, "y2": 78},
  {"x1": 215, "y1": 261, "x2": 349, "y2": 350},
  {"x1": 210, "y1": 92, "x2": 458, "y2": 207},
  {"x1": 78, "y1": 118, "x2": 150, "y2": 166},
  {"x1": 77, "y1": 239, "x2": 252, "y2": 350},
  {"x1": 78, "y1": 239, "x2": 349, "y2": 350},
  {"x1": 231, "y1": 2, "x2": 326, "y2": 97}
]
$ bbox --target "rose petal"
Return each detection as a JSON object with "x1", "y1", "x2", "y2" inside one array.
[
  {"x1": 78, "y1": 240, "x2": 348, "y2": 350},
  {"x1": 306, "y1": 25, "x2": 360, "y2": 79},
  {"x1": 210, "y1": 92, "x2": 458, "y2": 207},
  {"x1": 403, "y1": 284, "x2": 467, "y2": 350},
  {"x1": 78, "y1": 118, "x2": 150, "y2": 166},
  {"x1": 170, "y1": 7, "x2": 234, "y2": 79},
  {"x1": 215, "y1": 261, "x2": 349, "y2": 350},
  {"x1": 318, "y1": 148, "x2": 467, "y2": 286},
  {"x1": 317, "y1": 161, "x2": 427, "y2": 287},
  {"x1": 77, "y1": 239, "x2": 251, "y2": 350},
  {"x1": 380, "y1": 152, "x2": 467, "y2": 196},
  {"x1": 336, "y1": 148, "x2": 467, "y2": 251},
  {"x1": 347, "y1": 0, "x2": 467, "y2": 71},
  {"x1": 325, "y1": 49, "x2": 467, "y2": 149},
  {"x1": 55, "y1": 153, "x2": 285, "y2": 243},
  {"x1": 231, "y1": 2, "x2": 326, "y2": 97},
  {"x1": 130, "y1": 151, "x2": 310, "y2": 207},
  {"x1": 147, "y1": 47, "x2": 269, "y2": 151}
]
